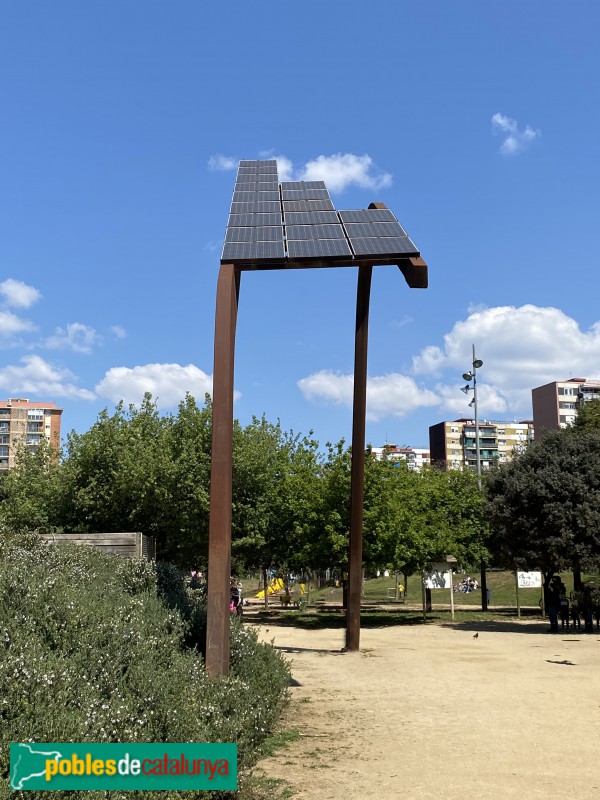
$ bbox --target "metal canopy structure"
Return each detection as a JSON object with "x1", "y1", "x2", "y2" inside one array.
[{"x1": 206, "y1": 159, "x2": 428, "y2": 676}]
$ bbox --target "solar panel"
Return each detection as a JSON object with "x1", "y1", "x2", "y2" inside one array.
[
  {"x1": 281, "y1": 190, "x2": 305, "y2": 201},
  {"x1": 306, "y1": 200, "x2": 335, "y2": 211},
  {"x1": 283, "y1": 199, "x2": 335, "y2": 212},
  {"x1": 281, "y1": 180, "x2": 327, "y2": 191},
  {"x1": 349, "y1": 237, "x2": 418, "y2": 256},
  {"x1": 255, "y1": 213, "x2": 283, "y2": 226},
  {"x1": 230, "y1": 202, "x2": 259, "y2": 214},
  {"x1": 287, "y1": 238, "x2": 352, "y2": 259},
  {"x1": 222, "y1": 241, "x2": 285, "y2": 261},
  {"x1": 284, "y1": 211, "x2": 340, "y2": 225},
  {"x1": 254, "y1": 226, "x2": 283, "y2": 241},
  {"x1": 338, "y1": 209, "x2": 397, "y2": 223},
  {"x1": 343, "y1": 221, "x2": 408, "y2": 238},
  {"x1": 232, "y1": 191, "x2": 257, "y2": 202},
  {"x1": 286, "y1": 224, "x2": 346, "y2": 240},
  {"x1": 228, "y1": 212, "x2": 284, "y2": 228},
  {"x1": 255, "y1": 201, "x2": 281, "y2": 213},
  {"x1": 223, "y1": 159, "x2": 422, "y2": 267},
  {"x1": 225, "y1": 227, "x2": 254, "y2": 243}
]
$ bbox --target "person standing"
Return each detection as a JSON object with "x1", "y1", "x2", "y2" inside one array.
[{"x1": 547, "y1": 576, "x2": 564, "y2": 633}]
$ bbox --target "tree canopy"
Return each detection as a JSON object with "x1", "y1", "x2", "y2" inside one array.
[
  {"x1": 486, "y1": 428, "x2": 600, "y2": 576},
  {"x1": 0, "y1": 395, "x2": 488, "y2": 577}
]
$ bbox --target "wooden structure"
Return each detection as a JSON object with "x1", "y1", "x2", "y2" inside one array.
[{"x1": 39, "y1": 531, "x2": 155, "y2": 560}]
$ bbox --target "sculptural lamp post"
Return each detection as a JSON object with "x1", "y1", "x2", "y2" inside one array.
[{"x1": 206, "y1": 160, "x2": 428, "y2": 676}]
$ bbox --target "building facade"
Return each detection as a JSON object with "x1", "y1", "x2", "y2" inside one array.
[
  {"x1": 532, "y1": 378, "x2": 600, "y2": 435},
  {"x1": 0, "y1": 398, "x2": 63, "y2": 471},
  {"x1": 429, "y1": 418, "x2": 534, "y2": 472},
  {"x1": 368, "y1": 444, "x2": 431, "y2": 471}
]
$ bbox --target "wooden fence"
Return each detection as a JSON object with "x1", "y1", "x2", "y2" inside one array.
[{"x1": 39, "y1": 531, "x2": 155, "y2": 560}]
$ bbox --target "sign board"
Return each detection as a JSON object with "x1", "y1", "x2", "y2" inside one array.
[
  {"x1": 517, "y1": 571, "x2": 542, "y2": 589},
  {"x1": 424, "y1": 563, "x2": 452, "y2": 589}
]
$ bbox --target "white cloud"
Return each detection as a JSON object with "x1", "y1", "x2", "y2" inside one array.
[
  {"x1": 0, "y1": 279, "x2": 41, "y2": 309},
  {"x1": 111, "y1": 325, "x2": 126, "y2": 339},
  {"x1": 96, "y1": 363, "x2": 231, "y2": 408},
  {"x1": 297, "y1": 370, "x2": 439, "y2": 421},
  {"x1": 492, "y1": 112, "x2": 541, "y2": 156},
  {"x1": 44, "y1": 323, "x2": 100, "y2": 354},
  {"x1": 412, "y1": 304, "x2": 600, "y2": 418},
  {"x1": 210, "y1": 152, "x2": 392, "y2": 193},
  {"x1": 297, "y1": 154, "x2": 392, "y2": 194},
  {"x1": 434, "y1": 382, "x2": 508, "y2": 417},
  {"x1": 0, "y1": 310, "x2": 37, "y2": 337},
  {"x1": 0, "y1": 355, "x2": 95, "y2": 399},
  {"x1": 207, "y1": 154, "x2": 238, "y2": 171}
]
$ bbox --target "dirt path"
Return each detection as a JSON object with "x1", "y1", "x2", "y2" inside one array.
[{"x1": 249, "y1": 616, "x2": 600, "y2": 800}]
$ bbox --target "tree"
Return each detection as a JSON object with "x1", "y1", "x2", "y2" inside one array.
[
  {"x1": 59, "y1": 395, "x2": 173, "y2": 541},
  {"x1": 487, "y1": 429, "x2": 600, "y2": 582},
  {"x1": 231, "y1": 416, "x2": 322, "y2": 602},
  {"x1": 0, "y1": 439, "x2": 63, "y2": 532},
  {"x1": 572, "y1": 398, "x2": 600, "y2": 433},
  {"x1": 374, "y1": 466, "x2": 488, "y2": 576},
  {"x1": 161, "y1": 394, "x2": 212, "y2": 567}
]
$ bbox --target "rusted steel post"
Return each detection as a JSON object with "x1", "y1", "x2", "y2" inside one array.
[
  {"x1": 346, "y1": 264, "x2": 373, "y2": 652},
  {"x1": 206, "y1": 263, "x2": 240, "y2": 677}
]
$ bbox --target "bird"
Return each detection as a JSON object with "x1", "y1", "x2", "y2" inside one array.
[{"x1": 473, "y1": 632, "x2": 479, "y2": 639}]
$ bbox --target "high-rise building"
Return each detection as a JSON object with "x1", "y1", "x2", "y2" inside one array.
[
  {"x1": 429, "y1": 418, "x2": 534, "y2": 471},
  {"x1": 532, "y1": 378, "x2": 600, "y2": 435},
  {"x1": 368, "y1": 444, "x2": 431, "y2": 471},
  {"x1": 0, "y1": 398, "x2": 63, "y2": 471}
]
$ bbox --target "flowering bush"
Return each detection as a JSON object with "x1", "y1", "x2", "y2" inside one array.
[{"x1": 0, "y1": 533, "x2": 289, "y2": 799}]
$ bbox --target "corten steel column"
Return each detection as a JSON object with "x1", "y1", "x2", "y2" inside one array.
[
  {"x1": 206, "y1": 263, "x2": 240, "y2": 677},
  {"x1": 346, "y1": 264, "x2": 373, "y2": 652}
]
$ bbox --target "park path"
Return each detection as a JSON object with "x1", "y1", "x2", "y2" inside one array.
[{"x1": 250, "y1": 617, "x2": 600, "y2": 800}]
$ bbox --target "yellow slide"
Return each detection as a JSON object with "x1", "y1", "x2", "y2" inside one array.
[{"x1": 255, "y1": 577, "x2": 284, "y2": 598}]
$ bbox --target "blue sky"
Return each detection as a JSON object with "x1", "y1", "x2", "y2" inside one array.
[{"x1": 1, "y1": 2, "x2": 600, "y2": 450}]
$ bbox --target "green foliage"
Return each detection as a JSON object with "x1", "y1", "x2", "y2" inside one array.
[
  {"x1": 571, "y1": 398, "x2": 600, "y2": 432},
  {"x1": 0, "y1": 395, "x2": 489, "y2": 581},
  {"x1": 362, "y1": 460, "x2": 488, "y2": 575},
  {"x1": 232, "y1": 417, "x2": 322, "y2": 574},
  {"x1": 487, "y1": 429, "x2": 600, "y2": 575},
  {"x1": 0, "y1": 440, "x2": 63, "y2": 533},
  {"x1": 0, "y1": 535, "x2": 290, "y2": 800}
]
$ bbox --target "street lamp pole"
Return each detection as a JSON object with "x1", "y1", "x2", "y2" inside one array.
[
  {"x1": 472, "y1": 343, "x2": 482, "y2": 491},
  {"x1": 462, "y1": 344, "x2": 487, "y2": 611}
]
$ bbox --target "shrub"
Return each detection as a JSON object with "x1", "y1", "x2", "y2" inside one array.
[{"x1": 0, "y1": 534, "x2": 289, "y2": 799}]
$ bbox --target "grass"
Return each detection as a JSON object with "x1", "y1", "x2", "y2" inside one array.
[
  {"x1": 243, "y1": 570, "x2": 600, "y2": 631},
  {"x1": 304, "y1": 570, "x2": 600, "y2": 609}
]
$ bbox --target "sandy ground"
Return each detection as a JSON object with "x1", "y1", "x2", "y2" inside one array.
[{"x1": 248, "y1": 613, "x2": 600, "y2": 800}]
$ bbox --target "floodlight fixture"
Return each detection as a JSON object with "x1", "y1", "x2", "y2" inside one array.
[
  {"x1": 461, "y1": 385, "x2": 471, "y2": 394},
  {"x1": 462, "y1": 372, "x2": 473, "y2": 382},
  {"x1": 473, "y1": 359, "x2": 484, "y2": 369}
]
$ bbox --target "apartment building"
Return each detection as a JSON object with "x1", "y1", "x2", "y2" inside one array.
[
  {"x1": 429, "y1": 418, "x2": 534, "y2": 472},
  {"x1": 368, "y1": 444, "x2": 431, "y2": 471},
  {"x1": 532, "y1": 378, "x2": 600, "y2": 435},
  {"x1": 0, "y1": 398, "x2": 63, "y2": 471}
]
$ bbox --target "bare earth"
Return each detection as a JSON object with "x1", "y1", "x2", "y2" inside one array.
[{"x1": 250, "y1": 614, "x2": 600, "y2": 800}]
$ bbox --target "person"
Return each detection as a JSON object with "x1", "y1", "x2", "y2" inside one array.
[
  {"x1": 547, "y1": 576, "x2": 564, "y2": 633},
  {"x1": 230, "y1": 578, "x2": 243, "y2": 618}
]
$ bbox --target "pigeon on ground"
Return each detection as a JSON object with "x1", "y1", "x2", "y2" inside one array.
[{"x1": 473, "y1": 632, "x2": 479, "y2": 639}]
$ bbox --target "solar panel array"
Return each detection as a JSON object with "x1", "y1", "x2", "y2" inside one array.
[{"x1": 221, "y1": 160, "x2": 420, "y2": 265}]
